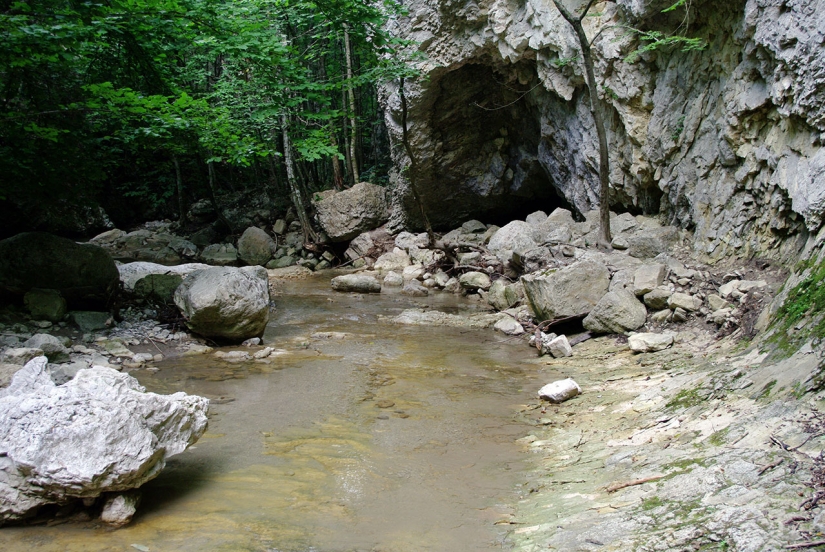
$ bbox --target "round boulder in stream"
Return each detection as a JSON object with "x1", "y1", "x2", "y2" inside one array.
[
  {"x1": 173, "y1": 266, "x2": 270, "y2": 342},
  {"x1": 330, "y1": 273, "x2": 381, "y2": 293}
]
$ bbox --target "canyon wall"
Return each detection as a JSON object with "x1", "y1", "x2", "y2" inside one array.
[{"x1": 382, "y1": 0, "x2": 825, "y2": 261}]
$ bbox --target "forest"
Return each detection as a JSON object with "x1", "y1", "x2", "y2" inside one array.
[{"x1": 0, "y1": 0, "x2": 411, "y2": 238}]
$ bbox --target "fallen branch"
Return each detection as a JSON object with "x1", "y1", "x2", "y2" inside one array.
[
  {"x1": 770, "y1": 435, "x2": 791, "y2": 451},
  {"x1": 783, "y1": 515, "x2": 809, "y2": 526},
  {"x1": 758, "y1": 458, "x2": 784, "y2": 476},
  {"x1": 605, "y1": 475, "x2": 664, "y2": 493},
  {"x1": 791, "y1": 431, "x2": 825, "y2": 451},
  {"x1": 785, "y1": 540, "x2": 825, "y2": 549}
]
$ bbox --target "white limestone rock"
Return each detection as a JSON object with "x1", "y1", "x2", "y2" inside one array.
[
  {"x1": 331, "y1": 273, "x2": 382, "y2": 293},
  {"x1": 628, "y1": 332, "x2": 675, "y2": 353},
  {"x1": 538, "y1": 378, "x2": 581, "y2": 403},
  {"x1": 0, "y1": 357, "x2": 208, "y2": 524}
]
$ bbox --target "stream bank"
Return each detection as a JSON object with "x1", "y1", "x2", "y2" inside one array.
[{"x1": 509, "y1": 331, "x2": 825, "y2": 551}]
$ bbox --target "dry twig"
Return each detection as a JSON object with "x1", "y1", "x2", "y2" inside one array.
[
  {"x1": 758, "y1": 458, "x2": 784, "y2": 476},
  {"x1": 605, "y1": 475, "x2": 664, "y2": 493},
  {"x1": 785, "y1": 540, "x2": 825, "y2": 549}
]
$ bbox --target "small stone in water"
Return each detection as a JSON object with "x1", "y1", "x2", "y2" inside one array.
[{"x1": 375, "y1": 400, "x2": 395, "y2": 408}]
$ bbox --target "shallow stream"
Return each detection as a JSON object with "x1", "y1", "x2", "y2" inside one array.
[{"x1": 2, "y1": 274, "x2": 543, "y2": 551}]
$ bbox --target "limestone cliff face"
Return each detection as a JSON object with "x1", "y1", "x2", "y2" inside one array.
[{"x1": 383, "y1": 0, "x2": 825, "y2": 261}]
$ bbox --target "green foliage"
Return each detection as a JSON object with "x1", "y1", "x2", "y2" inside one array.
[
  {"x1": 602, "y1": 85, "x2": 619, "y2": 101},
  {"x1": 663, "y1": 0, "x2": 688, "y2": 13},
  {"x1": 551, "y1": 56, "x2": 578, "y2": 69},
  {"x1": 641, "y1": 496, "x2": 664, "y2": 511},
  {"x1": 623, "y1": 0, "x2": 707, "y2": 64},
  {"x1": 758, "y1": 379, "x2": 777, "y2": 399},
  {"x1": 666, "y1": 387, "x2": 705, "y2": 409},
  {"x1": 707, "y1": 427, "x2": 729, "y2": 446},
  {"x1": 766, "y1": 255, "x2": 825, "y2": 359},
  {"x1": 671, "y1": 115, "x2": 686, "y2": 141},
  {"x1": 0, "y1": 0, "x2": 415, "y2": 230},
  {"x1": 624, "y1": 30, "x2": 707, "y2": 63}
]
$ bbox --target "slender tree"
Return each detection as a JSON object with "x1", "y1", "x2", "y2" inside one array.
[
  {"x1": 343, "y1": 24, "x2": 360, "y2": 184},
  {"x1": 281, "y1": 113, "x2": 318, "y2": 244},
  {"x1": 551, "y1": 0, "x2": 612, "y2": 247}
]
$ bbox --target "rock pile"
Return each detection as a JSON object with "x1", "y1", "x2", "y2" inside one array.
[
  {"x1": 329, "y1": 208, "x2": 780, "y2": 358},
  {"x1": 91, "y1": 218, "x2": 332, "y2": 272}
]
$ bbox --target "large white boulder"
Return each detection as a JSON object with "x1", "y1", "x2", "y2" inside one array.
[
  {"x1": 628, "y1": 333, "x2": 675, "y2": 353},
  {"x1": 0, "y1": 357, "x2": 208, "y2": 524},
  {"x1": 487, "y1": 221, "x2": 538, "y2": 264},
  {"x1": 174, "y1": 266, "x2": 270, "y2": 341}
]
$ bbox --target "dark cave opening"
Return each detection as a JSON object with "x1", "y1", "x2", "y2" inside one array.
[{"x1": 423, "y1": 61, "x2": 574, "y2": 228}]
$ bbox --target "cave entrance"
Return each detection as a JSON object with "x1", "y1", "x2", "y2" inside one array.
[{"x1": 427, "y1": 61, "x2": 572, "y2": 227}]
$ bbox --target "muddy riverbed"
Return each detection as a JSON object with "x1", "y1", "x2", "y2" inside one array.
[{"x1": 2, "y1": 275, "x2": 548, "y2": 551}]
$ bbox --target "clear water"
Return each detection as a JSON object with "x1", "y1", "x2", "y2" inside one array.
[{"x1": 2, "y1": 274, "x2": 540, "y2": 551}]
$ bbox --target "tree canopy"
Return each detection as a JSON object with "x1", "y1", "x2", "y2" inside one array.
[{"x1": 0, "y1": 0, "x2": 412, "y2": 236}]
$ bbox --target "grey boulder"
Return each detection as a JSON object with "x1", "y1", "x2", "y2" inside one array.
[
  {"x1": 24, "y1": 289, "x2": 67, "y2": 322},
  {"x1": 633, "y1": 264, "x2": 668, "y2": 296},
  {"x1": 521, "y1": 259, "x2": 610, "y2": 321},
  {"x1": 0, "y1": 232, "x2": 119, "y2": 309},
  {"x1": 314, "y1": 182, "x2": 390, "y2": 242},
  {"x1": 174, "y1": 266, "x2": 270, "y2": 342},
  {"x1": 583, "y1": 289, "x2": 648, "y2": 334},
  {"x1": 22, "y1": 334, "x2": 69, "y2": 363},
  {"x1": 0, "y1": 357, "x2": 208, "y2": 524},
  {"x1": 133, "y1": 273, "x2": 183, "y2": 303},
  {"x1": 487, "y1": 280, "x2": 521, "y2": 311},
  {"x1": 237, "y1": 226, "x2": 277, "y2": 266},
  {"x1": 459, "y1": 271, "x2": 492, "y2": 292},
  {"x1": 118, "y1": 261, "x2": 210, "y2": 291},
  {"x1": 200, "y1": 243, "x2": 239, "y2": 266},
  {"x1": 401, "y1": 281, "x2": 429, "y2": 297},
  {"x1": 627, "y1": 227, "x2": 679, "y2": 259}
]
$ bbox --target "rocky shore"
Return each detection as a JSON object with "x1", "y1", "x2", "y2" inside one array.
[{"x1": 1, "y1": 194, "x2": 823, "y2": 549}]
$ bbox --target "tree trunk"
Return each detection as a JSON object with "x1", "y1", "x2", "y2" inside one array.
[
  {"x1": 331, "y1": 133, "x2": 344, "y2": 190},
  {"x1": 206, "y1": 156, "x2": 235, "y2": 233},
  {"x1": 173, "y1": 154, "x2": 186, "y2": 225},
  {"x1": 342, "y1": 86, "x2": 353, "y2": 185},
  {"x1": 343, "y1": 25, "x2": 360, "y2": 183},
  {"x1": 399, "y1": 77, "x2": 435, "y2": 247},
  {"x1": 551, "y1": 0, "x2": 612, "y2": 247},
  {"x1": 281, "y1": 113, "x2": 318, "y2": 245}
]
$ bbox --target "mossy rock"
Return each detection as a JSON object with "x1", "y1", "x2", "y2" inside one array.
[{"x1": 134, "y1": 273, "x2": 183, "y2": 303}]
